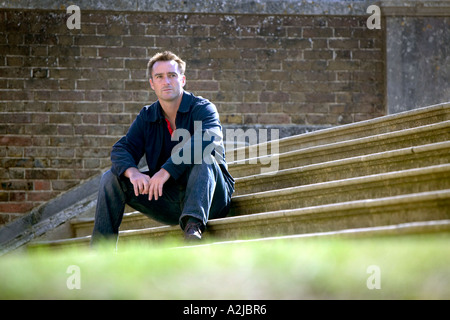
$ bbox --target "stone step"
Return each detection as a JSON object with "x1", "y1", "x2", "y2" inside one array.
[
  {"x1": 28, "y1": 190, "x2": 450, "y2": 250},
  {"x1": 72, "y1": 141, "x2": 450, "y2": 238},
  {"x1": 229, "y1": 120, "x2": 450, "y2": 177},
  {"x1": 226, "y1": 102, "x2": 450, "y2": 160},
  {"x1": 70, "y1": 163, "x2": 450, "y2": 238},
  {"x1": 72, "y1": 211, "x2": 165, "y2": 238},
  {"x1": 200, "y1": 220, "x2": 450, "y2": 245},
  {"x1": 234, "y1": 141, "x2": 450, "y2": 195},
  {"x1": 43, "y1": 137, "x2": 450, "y2": 239},
  {"x1": 40, "y1": 135, "x2": 450, "y2": 241},
  {"x1": 209, "y1": 190, "x2": 450, "y2": 241},
  {"x1": 230, "y1": 164, "x2": 450, "y2": 216}
]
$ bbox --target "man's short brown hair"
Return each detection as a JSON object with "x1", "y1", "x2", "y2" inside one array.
[{"x1": 147, "y1": 51, "x2": 186, "y2": 78}]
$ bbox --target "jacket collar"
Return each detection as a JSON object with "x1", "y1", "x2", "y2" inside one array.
[
  {"x1": 178, "y1": 91, "x2": 194, "y2": 113},
  {"x1": 145, "y1": 91, "x2": 193, "y2": 123}
]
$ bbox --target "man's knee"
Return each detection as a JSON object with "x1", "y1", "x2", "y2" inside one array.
[
  {"x1": 99, "y1": 170, "x2": 124, "y2": 194},
  {"x1": 192, "y1": 155, "x2": 220, "y2": 173},
  {"x1": 99, "y1": 170, "x2": 114, "y2": 186},
  {"x1": 101, "y1": 170, "x2": 115, "y2": 181}
]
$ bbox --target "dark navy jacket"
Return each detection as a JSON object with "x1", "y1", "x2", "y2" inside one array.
[{"x1": 110, "y1": 91, "x2": 235, "y2": 195}]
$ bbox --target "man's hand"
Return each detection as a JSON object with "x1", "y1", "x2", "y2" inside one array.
[
  {"x1": 124, "y1": 167, "x2": 151, "y2": 197},
  {"x1": 147, "y1": 168, "x2": 170, "y2": 201},
  {"x1": 124, "y1": 167, "x2": 170, "y2": 200}
]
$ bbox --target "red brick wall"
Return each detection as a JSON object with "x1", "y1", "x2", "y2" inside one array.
[{"x1": 0, "y1": 9, "x2": 385, "y2": 224}]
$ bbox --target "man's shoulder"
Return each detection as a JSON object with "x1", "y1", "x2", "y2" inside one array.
[
  {"x1": 191, "y1": 92, "x2": 213, "y2": 107},
  {"x1": 188, "y1": 92, "x2": 217, "y2": 113},
  {"x1": 137, "y1": 101, "x2": 161, "y2": 122}
]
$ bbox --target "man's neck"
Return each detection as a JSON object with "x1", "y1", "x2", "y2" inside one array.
[{"x1": 160, "y1": 91, "x2": 183, "y2": 122}]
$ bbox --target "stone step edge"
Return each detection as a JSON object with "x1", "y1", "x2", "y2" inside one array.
[
  {"x1": 176, "y1": 219, "x2": 450, "y2": 249},
  {"x1": 228, "y1": 120, "x2": 450, "y2": 168},
  {"x1": 28, "y1": 219, "x2": 450, "y2": 250},
  {"x1": 73, "y1": 138, "x2": 449, "y2": 227},
  {"x1": 234, "y1": 140, "x2": 450, "y2": 193},
  {"x1": 49, "y1": 115, "x2": 450, "y2": 237},
  {"x1": 231, "y1": 163, "x2": 450, "y2": 203},
  {"x1": 228, "y1": 102, "x2": 450, "y2": 156},
  {"x1": 100, "y1": 189, "x2": 450, "y2": 241},
  {"x1": 29, "y1": 189, "x2": 450, "y2": 248},
  {"x1": 71, "y1": 163, "x2": 450, "y2": 230}
]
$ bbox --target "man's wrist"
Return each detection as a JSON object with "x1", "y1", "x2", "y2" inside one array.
[
  {"x1": 157, "y1": 168, "x2": 170, "y2": 179},
  {"x1": 124, "y1": 167, "x2": 140, "y2": 178}
]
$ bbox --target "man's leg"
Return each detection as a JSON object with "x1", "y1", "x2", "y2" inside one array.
[
  {"x1": 91, "y1": 160, "x2": 231, "y2": 244},
  {"x1": 91, "y1": 170, "x2": 185, "y2": 246},
  {"x1": 179, "y1": 157, "x2": 232, "y2": 234},
  {"x1": 91, "y1": 170, "x2": 127, "y2": 246}
]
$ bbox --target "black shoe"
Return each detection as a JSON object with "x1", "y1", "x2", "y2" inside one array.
[{"x1": 184, "y1": 221, "x2": 203, "y2": 241}]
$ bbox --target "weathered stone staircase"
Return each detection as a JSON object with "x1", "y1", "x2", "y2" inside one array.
[{"x1": 23, "y1": 102, "x2": 450, "y2": 249}]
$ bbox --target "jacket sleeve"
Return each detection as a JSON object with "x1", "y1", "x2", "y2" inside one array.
[
  {"x1": 162, "y1": 99, "x2": 225, "y2": 180},
  {"x1": 110, "y1": 113, "x2": 146, "y2": 177}
]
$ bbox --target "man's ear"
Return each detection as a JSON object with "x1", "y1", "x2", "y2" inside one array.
[
  {"x1": 149, "y1": 78, "x2": 155, "y2": 90},
  {"x1": 181, "y1": 75, "x2": 186, "y2": 88}
]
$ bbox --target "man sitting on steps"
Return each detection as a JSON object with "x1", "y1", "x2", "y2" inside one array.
[{"x1": 91, "y1": 51, "x2": 235, "y2": 246}]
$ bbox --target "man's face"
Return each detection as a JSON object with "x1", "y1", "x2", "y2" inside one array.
[{"x1": 149, "y1": 60, "x2": 186, "y2": 103}]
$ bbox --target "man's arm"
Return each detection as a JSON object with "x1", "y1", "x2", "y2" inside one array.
[{"x1": 110, "y1": 114, "x2": 146, "y2": 178}]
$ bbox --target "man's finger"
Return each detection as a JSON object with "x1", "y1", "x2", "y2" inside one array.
[
  {"x1": 133, "y1": 182, "x2": 139, "y2": 197},
  {"x1": 158, "y1": 183, "x2": 163, "y2": 197},
  {"x1": 148, "y1": 183, "x2": 154, "y2": 201},
  {"x1": 136, "y1": 182, "x2": 141, "y2": 195},
  {"x1": 153, "y1": 183, "x2": 159, "y2": 201},
  {"x1": 142, "y1": 179, "x2": 150, "y2": 195}
]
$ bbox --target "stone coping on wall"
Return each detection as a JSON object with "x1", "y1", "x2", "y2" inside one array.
[
  {"x1": 0, "y1": 0, "x2": 377, "y2": 15},
  {"x1": 1, "y1": 0, "x2": 449, "y2": 16}
]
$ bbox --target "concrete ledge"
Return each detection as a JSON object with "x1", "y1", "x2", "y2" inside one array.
[
  {"x1": 2, "y1": 1, "x2": 449, "y2": 16},
  {"x1": 381, "y1": 0, "x2": 450, "y2": 16},
  {"x1": 0, "y1": 0, "x2": 376, "y2": 15}
]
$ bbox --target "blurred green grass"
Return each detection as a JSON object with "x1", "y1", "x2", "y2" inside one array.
[{"x1": 0, "y1": 234, "x2": 449, "y2": 300}]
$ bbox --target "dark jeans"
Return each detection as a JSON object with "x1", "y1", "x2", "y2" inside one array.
[{"x1": 91, "y1": 158, "x2": 232, "y2": 245}]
